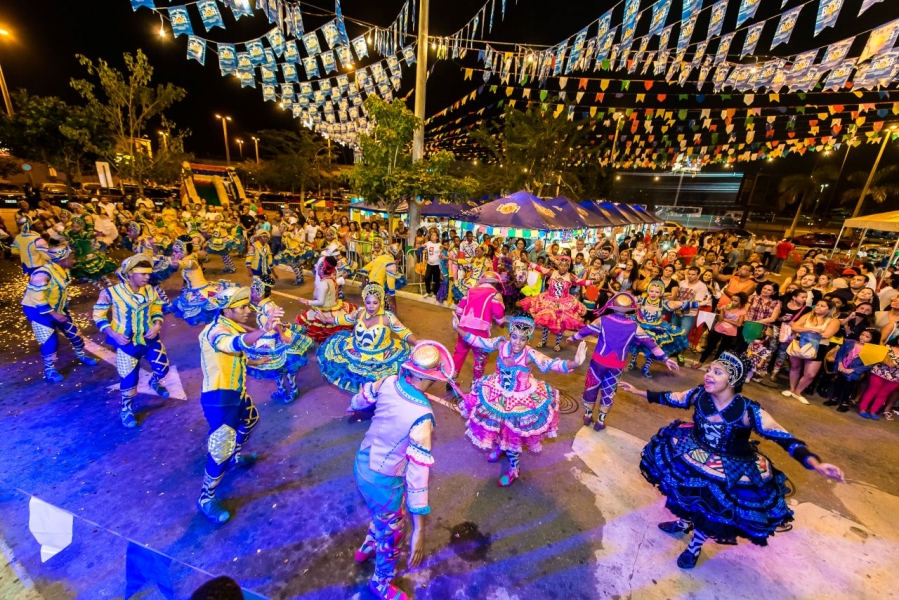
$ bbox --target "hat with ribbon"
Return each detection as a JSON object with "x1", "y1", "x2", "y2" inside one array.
[{"x1": 120, "y1": 253, "x2": 155, "y2": 276}]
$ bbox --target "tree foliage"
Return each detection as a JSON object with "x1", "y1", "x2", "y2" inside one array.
[
  {"x1": 70, "y1": 49, "x2": 187, "y2": 194},
  {"x1": 840, "y1": 164, "x2": 899, "y2": 212},
  {"x1": 243, "y1": 128, "x2": 333, "y2": 195}
]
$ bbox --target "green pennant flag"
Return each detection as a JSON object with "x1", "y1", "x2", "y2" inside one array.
[
  {"x1": 797, "y1": 92, "x2": 806, "y2": 100},
  {"x1": 678, "y1": 109, "x2": 688, "y2": 120},
  {"x1": 711, "y1": 132, "x2": 719, "y2": 144},
  {"x1": 490, "y1": 85, "x2": 498, "y2": 93},
  {"x1": 497, "y1": 100, "x2": 504, "y2": 108},
  {"x1": 721, "y1": 94, "x2": 731, "y2": 100},
  {"x1": 540, "y1": 90, "x2": 548, "y2": 101},
  {"x1": 746, "y1": 116, "x2": 754, "y2": 125},
  {"x1": 679, "y1": 94, "x2": 688, "y2": 101},
  {"x1": 625, "y1": 108, "x2": 634, "y2": 117},
  {"x1": 602, "y1": 59, "x2": 611, "y2": 70},
  {"x1": 797, "y1": 107, "x2": 806, "y2": 114},
  {"x1": 622, "y1": 80, "x2": 631, "y2": 91}
]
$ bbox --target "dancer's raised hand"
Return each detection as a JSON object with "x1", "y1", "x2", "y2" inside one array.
[{"x1": 574, "y1": 341, "x2": 588, "y2": 366}]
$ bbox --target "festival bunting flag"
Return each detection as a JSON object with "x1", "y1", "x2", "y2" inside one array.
[
  {"x1": 715, "y1": 32, "x2": 734, "y2": 64},
  {"x1": 649, "y1": 0, "x2": 671, "y2": 37},
  {"x1": 303, "y1": 31, "x2": 322, "y2": 56},
  {"x1": 230, "y1": 0, "x2": 253, "y2": 19},
  {"x1": 403, "y1": 45, "x2": 417, "y2": 67},
  {"x1": 823, "y1": 59, "x2": 854, "y2": 90},
  {"x1": 262, "y1": 83, "x2": 277, "y2": 101},
  {"x1": 238, "y1": 69, "x2": 256, "y2": 88},
  {"x1": 821, "y1": 38, "x2": 853, "y2": 68},
  {"x1": 246, "y1": 39, "x2": 265, "y2": 66},
  {"x1": 335, "y1": 0, "x2": 351, "y2": 46},
  {"x1": 284, "y1": 40, "x2": 300, "y2": 63},
  {"x1": 282, "y1": 62, "x2": 299, "y2": 83},
  {"x1": 236, "y1": 52, "x2": 252, "y2": 71},
  {"x1": 321, "y1": 50, "x2": 337, "y2": 74},
  {"x1": 266, "y1": 28, "x2": 286, "y2": 57},
  {"x1": 186, "y1": 36, "x2": 206, "y2": 65},
  {"x1": 352, "y1": 36, "x2": 369, "y2": 60},
  {"x1": 218, "y1": 43, "x2": 236, "y2": 73},
  {"x1": 130, "y1": 0, "x2": 155, "y2": 10},
  {"x1": 621, "y1": 0, "x2": 641, "y2": 46},
  {"x1": 741, "y1": 22, "x2": 764, "y2": 57},
  {"x1": 197, "y1": 0, "x2": 224, "y2": 32},
  {"x1": 553, "y1": 42, "x2": 568, "y2": 76},
  {"x1": 322, "y1": 20, "x2": 341, "y2": 49},
  {"x1": 682, "y1": 0, "x2": 701, "y2": 23},
  {"x1": 335, "y1": 45, "x2": 354, "y2": 69},
  {"x1": 264, "y1": 48, "x2": 276, "y2": 67},
  {"x1": 736, "y1": 0, "x2": 761, "y2": 28},
  {"x1": 261, "y1": 65, "x2": 278, "y2": 84},
  {"x1": 860, "y1": 19, "x2": 899, "y2": 62},
  {"x1": 281, "y1": 83, "x2": 296, "y2": 100},
  {"x1": 677, "y1": 15, "x2": 697, "y2": 55},
  {"x1": 707, "y1": 0, "x2": 728, "y2": 40},
  {"x1": 302, "y1": 56, "x2": 320, "y2": 78},
  {"x1": 567, "y1": 28, "x2": 589, "y2": 73},
  {"x1": 168, "y1": 6, "x2": 193, "y2": 37},
  {"x1": 815, "y1": 0, "x2": 844, "y2": 36},
  {"x1": 598, "y1": 9, "x2": 613, "y2": 39},
  {"x1": 866, "y1": 50, "x2": 899, "y2": 87},
  {"x1": 771, "y1": 7, "x2": 802, "y2": 49},
  {"x1": 859, "y1": 0, "x2": 884, "y2": 15}
]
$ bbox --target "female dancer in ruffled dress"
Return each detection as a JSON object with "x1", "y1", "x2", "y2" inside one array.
[
  {"x1": 170, "y1": 239, "x2": 237, "y2": 326},
  {"x1": 518, "y1": 255, "x2": 591, "y2": 352},
  {"x1": 619, "y1": 352, "x2": 844, "y2": 569},
  {"x1": 275, "y1": 222, "x2": 312, "y2": 285},
  {"x1": 629, "y1": 280, "x2": 692, "y2": 378},
  {"x1": 295, "y1": 256, "x2": 357, "y2": 343},
  {"x1": 246, "y1": 276, "x2": 314, "y2": 402},
  {"x1": 205, "y1": 217, "x2": 238, "y2": 273},
  {"x1": 454, "y1": 316, "x2": 587, "y2": 486},
  {"x1": 65, "y1": 216, "x2": 118, "y2": 289},
  {"x1": 315, "y1": 284, "x2": 417, "y2": 393}
]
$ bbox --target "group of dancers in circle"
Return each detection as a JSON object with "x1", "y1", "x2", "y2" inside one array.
[{"x1": 12, "y1": 208, "x2": 844, "y2": 600}]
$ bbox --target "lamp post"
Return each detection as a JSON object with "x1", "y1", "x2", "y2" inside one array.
[
  {"x1": 236, "y1": 138, "x2": 244, "y2": 159},
  {"x1": 851, "y1": 124, "x2": 897, "y2": 219},
  {"x1": 610, "y1": 112, "x2": 624, "y2": 167},
  {"x1": 0, "y1": 27, "x2": 14, "y2": 116},
  {"x1": 251, "y1": 136, "x2": 260, "y2": 164},
  {"x1": 215, "y1": 114, "x2": 232, "y2": 165},
  {"x1": 157, "y1": 130, "x2": 168, "y2": 152}
]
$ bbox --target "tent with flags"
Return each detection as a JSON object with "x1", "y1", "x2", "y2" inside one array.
[
  {"x1": 351, "y1": 200, "x2": 472, "y2": 219},
  {"x1": 464, "y1": 190, "x2": 585, "y2": 230},
  {"x1": 548, "y1": 196, "x2": 614, "y2": 228}
]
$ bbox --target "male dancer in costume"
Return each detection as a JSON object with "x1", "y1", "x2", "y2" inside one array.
[
  {"x1": 350, "y1": 341, "x2": 459, "y2": 600},
  {"x1": 246, "y1": 230, "x2": 275, "y2": 279},
  {"x1": 568, "y1": 292, "x2": 679, "y2": 431},
  {"x1": 93, "y1": 254, "x2": 172, "y2": 428},
  {"x1": 22, "y1": 244, "x2": 99, "y2": 382},
  {"x1": 452, "y1": 271, "x2": 506, "y2": 386},
  {"x1": 361, "y1": 245, "x2": 401, "y2": 314},
  {"x1": 197, "y1": 286, "x2": 284, "y2": 524},
  {"x1": 11, "y1": 216, "x2": 49, "y2": 275}
]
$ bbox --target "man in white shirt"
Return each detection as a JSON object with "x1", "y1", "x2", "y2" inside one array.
[
  {"x1": 459, "y1": 231, "x2": 478, "y2": 258},
  {"x1": 97, "y1": 198, "x2": 117, "y2": 220},
  {"x1": 304, "y1": 219, "x2": 319, "y2": 243},
  {"x1": 670, "y1": 266, "x2": 711, "y2": 356}
]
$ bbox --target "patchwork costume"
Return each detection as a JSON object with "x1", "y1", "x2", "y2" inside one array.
[
  {"x1": 629, "y1": 284, "x2": 692, "y2": 377},
  {"x1": 518, "y1": 258, "x2": 590, "y2": 349},
  {"x1": 246, "y1": 232, "x2": 274, "y2": 277},
  {"x1": 452, "y1": 273, "x2": 506, "y2": 381}
]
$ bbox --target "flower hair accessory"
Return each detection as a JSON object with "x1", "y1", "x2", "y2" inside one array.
[
  {"x1": 711, "y1": 351, "x2": 747, "y2": 388},
  {"x1": 507, "y1": 315, "x2": 536, "y2": 339}
]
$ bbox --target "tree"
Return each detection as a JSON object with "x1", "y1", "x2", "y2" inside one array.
[
  {"x1": 0, "y1": 155, "x2": 21, "y2": 179},
  {"x1": 70, "y1": 49, "x2": 187, "y2": 194},
  {"x1": 348, "y1": 96, "x2": 476, "y2": 236},
  {"x1": 245, "y1": 129, "x2": 330, "y2": 197},
  {"x1": 0, "y1": 91, "x2": 109, "y2": 195},
  {"x1": 778, "y1": 165, "x2": 838, "y2": 238},
  {"x1": 146, "y1": 118, "x2": 193, "y2": 186},
  {"x1": 840, "y1": 165, "x2": 899, "y2": 215}
]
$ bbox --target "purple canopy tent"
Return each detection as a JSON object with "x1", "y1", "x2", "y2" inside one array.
[
  {"x1": 548, "y1": 196, "x2": 614, "y2": 228},
  {"x1": 465, "y1": 190, "x2": 585, "y2": 230},
  {"x1": 578, "y1": 201, "x2": 630, "y2": 226}
]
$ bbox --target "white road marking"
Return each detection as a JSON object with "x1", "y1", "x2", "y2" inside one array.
[{"x1": 83, "y1": 339, "x2": 187, "y2": 400}]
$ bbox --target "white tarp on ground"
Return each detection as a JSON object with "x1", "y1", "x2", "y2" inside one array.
[{"x1": 843, "y1": 210, "x2": 899, "y2": 232}]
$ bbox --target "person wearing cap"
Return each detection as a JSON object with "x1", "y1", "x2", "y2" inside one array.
[
  {"x1": 11, "y1": 216, "x2": 50, "y2": 275},
  {"x1": 569, "y1": 292, "x2": 679, "y2": 431},
  {"x1": 296, "y1": 256, "x2": 358, "y2": 343},
  {"x1": 93, "y1": 254, "x2": 173, "y2": 428},
  {"x1": 245, "y1": 230, "x2": 275, "y2": 279},
  {"x1": 451, "y1": 271, "x2": 506, "y2": 385},
  {"x1": 196, "y1": 286, "x2": 284, "y2": 524},
  {"x1": 349, "y1": 341, "x2": 458, "y2": 600},
  {"x1": 519, "y1": 253, "x2": 592, "y2": 352},
  {"x1": 21, "y1": 245, "x2": 99, "y2": 382},
  {"x1": 454, "y1": 316, "x2": 587, "y2": 487},
  {"x1": 618, "y1": 352, "x2": 843, "y2": 569}
]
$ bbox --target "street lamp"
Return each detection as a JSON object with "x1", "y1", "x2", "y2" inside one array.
[
  {"x1": 236, "y1": 138, "x2": 244, "y2": 159},
  {"x1": 251, "y1": 136, "x2": 260, "y2": 164},
  {"x1": 851, "y1": 125, "x2": 897, "y2": 219},
  {"x1": 610, "y1": 112, "x2": 624, "y2": 167},
  {"x1": 157, "y1": 130, "x2": 168, "y2": 151},
  {"x1": 0, "y1": 27, "x2": 14, "y2": 116},
  {"x1": 215, "y1": 114, "x2": 232, "y2": 165}
]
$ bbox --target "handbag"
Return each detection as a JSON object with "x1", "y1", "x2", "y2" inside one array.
[{"x1": 778, "y1": 309, "x2": 804, "y2": 344}]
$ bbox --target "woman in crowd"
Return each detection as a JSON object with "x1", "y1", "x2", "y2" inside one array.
[
  {"x1": 857, "y1": 342, "x2": 899, "y2": 420},
  {"x1": 781, "y1": 299, "x2": 841, "y2": 405},
  {"x1": 694, "y1": 292, "x2": 748, "y2": 369},
  {"x1": 768, "y1": 289, "x2": 812, "y2": 381}
]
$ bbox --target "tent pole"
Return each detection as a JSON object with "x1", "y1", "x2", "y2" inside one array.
[
  {"x1": 851, "y1": 228, "x2": 868, "y2": 264},
  {"x1": 830, "y1": 225, "x2": 846, "y2": 259},
  {"x1": 880, "y1": 236, "x2": 899, "y2": 289}
]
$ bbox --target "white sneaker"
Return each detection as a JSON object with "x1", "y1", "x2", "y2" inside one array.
[{"x1": 781, "y1": 390, "x2": 793, "y2": 397}]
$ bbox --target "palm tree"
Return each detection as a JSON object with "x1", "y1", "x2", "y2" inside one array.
[
  {"x1": 778, "y1": 166, "x2": 838, "y2": 237},
  {"x1": 840, "y1": 165, "x2": 899, "y2": 215}
]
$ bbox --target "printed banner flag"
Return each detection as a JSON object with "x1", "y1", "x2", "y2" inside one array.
[
  {"x1": 597, "y1": 9, "x2": 613, "y2": 39},
  {"x1": 303, "y1": 31, "x2": 322, "y2": 56},
  {"x1": 859, "y1": 0, "x2": 884, "y2": 16},
  {"x1": 771, "y1": 7, "x2": 802, "y2": 49},
  {"x1": 125, "y1": 542, "x2": 175, "y2": 600},
  {"x1": 682, "y1": 0, "x2": 701, "y2": 23},
  {"x1": 403, "y1": 45, "x2": 416, "y2": 67},
  {"x1": 715, "y1": 32, "x2": 734, "y2": 63},
  {"x1": 677, "y1": 14, "x2": 697, "y2": 54},
  {"x1": 28, "y1": 497, "x2": 72, "y2": 563},
  {"x1": 815, "y1": 0, "x2": 843, "y2": 36},
  {"x1": 553, "y1": 42, "x2": 568, "y2": 76},
  {"x1": 168, "y1": 6, "x2": 193, "y2": 37},
  {"x1": 567, "y1": 28, "x2": 589, "y2": 73},
  {"x1": 282, "y1": 62, "x2": 299, "y2": 83},
  {"x1": 322, "y1": 19, "x2": 341, "y2": 49},
  {"x1": 130, "y1": 0, "x2": 155, "y2": 10},
  {"x1": 236, "y1": 52, "x2": 252, "y2": 71},
  {"x1": 741, "y1": 21, "x2": 764, "y2": 57},
  {"x1": 281, "y1": 83, "x2": 296, "y2": 99},
  {"x1": 821, "y1": 38, "x2": 853, "y2": 67},
  {"x1": 230, "y1": 0, "x2": 253, "y2": 19},
  {"x1": 246, "y1": 39, "x2": 266, "y2": 66},
  {"x1": 649, "y1": 0, "x2": 671, "y2": 37},
  {"x1": 266, "y1": 28, "x2": 286, "y2": 57},
  {"x1": 321, "y1": 50, "x2": 337, "y2": 74},
  {"x1": 218, "y1": 43, "x2": 236, "y2": 73},
  {"x1": 736, "y1": 0, "x2": 761, "y2": 28},
  {"x1": 284, "y1": 40, "x2": 300, "y2": 63},
  {"x1": 707, "y1": 0, "x2": 728, "y2": 40},
  {"x1": 335, "y1": 45, "x2": 354, "y2": 69},
  {"x1": 197, "y1": 0, "x2": 225, "y2": 32},
  {"x1": 822, "y1": 59, "x2": 854, "y2": 90},
  {"x1": 302, "y1": 56, "x2": 320, "y2": 78},
  {"x1": 261, "y1": 65, "x2": 277, "y2": 84},
  {"x1": 262, "y1": 83, "x2": 277, "y2": 102},
  {"x1": 860, "y1": 19, "x2": 899, "y2": 62},
  {"x1": 352, "y1": 35, "x2": 369, "y2": 60},
  {"x1": 335, "y1": 0, "x2": 351, "y2": 46},
  {"x1": 186, "y1": 36, "x2": 206, "y2": 65},
  {"x1": 621, "y1": 0, "x2": 641, "y2": 46}
]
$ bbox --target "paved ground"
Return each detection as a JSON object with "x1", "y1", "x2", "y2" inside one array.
[{"x1": 0, "y1": 254, "x2": 897, "y2": 599}]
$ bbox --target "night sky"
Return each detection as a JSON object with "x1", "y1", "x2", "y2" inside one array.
[{"x1": 1, "y1": 0, "x2": 898, "y2": 199}]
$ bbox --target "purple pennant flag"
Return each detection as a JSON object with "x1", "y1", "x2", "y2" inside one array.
[
  {"x1": 815, "y1": 0, "x2": 844, "y2": 36},
  {"x1": 859, "y1": 0, "x2": 884, "y2": 15},
  {"x1": 770, "y1": 6, "x2": 803, "y2": 49}
]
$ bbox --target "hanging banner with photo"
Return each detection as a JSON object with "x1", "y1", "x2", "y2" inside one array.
[
  {"x1": 822, "y1": 59, "x2": 854, "y2": 90},
  {"x1": 218, "y1": 43, "x2": 236, "y2": 73},
  {"x1": 321, "y1": 50, "x2": 337, "y2": 74},
  {"x1": 736, "y1": 0, "x2": 761, "y2": 28},
  {"x1": 281, "y1": 83, "x2": 296, "y2": 100},
  {"x1": 649, "y1": 0, "x2": 671, "y2": 37},
  {"x1": 352, "y1": 35, "x2": 369, "y2": 60},
  {"x1": 566, "y1": 28, "x2": 589, "y2": 74},
  {"x1": 246, "y1": 39, "x2": 265, "y2": 66},
  {"x1": 282, "y1": 62, "x2": 299, "y2": 83},
  {"x1": 335, "y1": 0, "x2": 351, "y2": 46},
  {"x1": 860, "y1": 19, "x2": 899, "y2": 62},
  {"x1": 197, "y1": 0, "x2": 225, "y2": 32},
  {"x1": 815, "y1": 0, "x2": 844, "y2": 36},
  {"x1": 677, "y1": 14, "x2": 697, "y2": 55},
  {"x1": 682, "y1": 0, "x2": 701, "y2": 23},
  {"x1": 284, "y1": 40, "x2": 300, "y2": 63},
  {"x1": 335, "y1": 46, "x2": 354, "y2": 69},
  {"x1": 771, "y1": 6, "x2": 802, "y2": 49},
  {"x1": 262, "y1": 83, "x2": 277, "y2": 101},
  {"x1": 707, "y1": 0, "x2": 728, "y2": 40},
  {"x1": 741, "y1": 21, "x2": 764, "y2": 57},
  {"x1": 302, "y1": 56, "x2": 320, "y2": 78},
  {"x1": 403, "y1": 45, "x2": 417, "y2": 67},
  {"x1": 322, "y1": 19, "x2": 341, "y2": 49},
  {"x1": 715, "y1": 32, "x2": 734, "y2": 64},
  {"x1": 553, "y1": 42, "x2": 568, "y2": 76},
  {"x1": 168, "y1": 6, "x2": 193, "y2": 37},
  {"x1": 303, "y1": 31, "x2": 322, "y2": 56},
  {"x1": 261, "y1": 65, "x2": 277, "y2": 84},
  {"x1": 230, "y1": 0, "x2": 254, "y2": 19},
  {"x1": 266, "y1": 28, "x2": 286, "y2": 57},
  {"x1": 186, "y1": 36, "x2": 206, "y2": 65}
]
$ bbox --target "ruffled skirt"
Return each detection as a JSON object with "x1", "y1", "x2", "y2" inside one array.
[
  {"x1": 463, "y1": 375, "x2": 560, "y2": 454},
  {"x1": 519, "y1": 293, "x2": 586, "y2": 334},
  {"x1": 246, "y1": 325, "x2": 314, "y2": 379},
  {"x1": 640, "y1": 421, "x2": 793, "y2": 545},
  {"x1": 317, "y1": 330, "x2": 411, "y2": 393},
  {"x1": 636, "y1": 320, "x2": 689, "y2": 354},
  {"x1": 296, "y1": 301, "x2": 358, "y2": 343},
  {"x1": 71, "y1": 252, "x2": 117, "y2": 281},
  {"x1": 172, "y1": 280, "x2": 237, "y2": 326}
]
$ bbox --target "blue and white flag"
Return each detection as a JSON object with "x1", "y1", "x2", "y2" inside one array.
[
  {"x1": 771, "y1": 6, "x2": 802, "y2": 49},
  {"x1": 621, "y1": 0, "x2": 641, "y2": 46},
  {"x1": 236, "y1": 52, "x2": 253, "y2": 71},
  {"x1": 262, "y1": 84, "x2": 277, "y2": 101},
  {"x1": 218, "y1": 43, "x2": 237, "y2": 73},
  {"x1": 321, "y1": 51, "x2": 337, "y2": 74},
  {"x1": 197, "y1": 0, "x2": 224, "y2": 32},
  {"x1": 820, "y1": 38, "x2": 853, "y2": 68},
  {"x1": 284, "y1": 40, "x2": 300, "y2": 63},
  {"x1": 402, "y1": 45, "x2": 416, "y2": 67},
  {"x1": 303, "y1": 31, "x2": 322, "y2": 56},
  {"x1": 649, "y1": 0, "x2": 671, "y2": 37},
  {"x1": 715, "y1": 32, "x2": 734, "y2": 63},
  {"x1": 229, "y1": 0, "x2": 253, "y2": 19},
  {"x1": 566, "y1": 27, "x2": 589, "y2": 73},
  {"x1": 281, "y1": 83, "x2": 296, "y2": 99},
  {"x1": 186, "y1": 36, "x2": 206, "y2": 65},
  {"x1": 168, "y1": 6, "x2": 193, "y2": 37},
  {"x1": 823, "y1": 59, "x2": 854, "y2": 90},
  {"x1": 282, "y1": 62, "x2": 299, "y2": 82},
  {"x1": 860, "y1": 19, "x2": 899, "y2": 62},
  {"x1": 335, "y1": 46, "x2": 354, "y2": 69},
  {"x1": 352, "y1": 36, "x2": 369, "y2": 60},
  {"x1": 741, "y1": 21, "x2": 764, "y2": 57},
  {"x1": 130, "y1": 0, "x2": 155, "y2": 11},
  {"x1": 859, "y1": 0, "x2": 883, "y2": 16},
  {"x1": 246, "y1": 39, "x2": 266, "y2": 66},
  {"x1": 597, "y1": 9, "x2": 613, "y2": 39},
  {"x1": 261, "y1": 65, "x2": 277, "y2": 85},
  {"x1": 707, "y1": 0, "x2": 727, "y2": 40},
  {"x1": 815, "y1": 0, "x2": 843, "y2": 36},
  {"x1": 335, "y1": 0, "x2": 350, "y2": 46},
  {"x1": 553, "y1": 42, "x2": 568, "y2": 76},
  {"x1": 300, "y1": 82, "x2": 313, "y2": 96},
  {"x1": 677, "y1": 14, "x2": 697, "y2": 54},
  {"x1": 302, "y1": 56, "x2": 319, "y2": 78},
  {"x1": 322, "y1": 20, "x2": 341, "y2": 49},
  {"x1": 266, "y1": 28, "x2": 286, "y2": 57},
  {"x1": 337, "y1": 75, "x2": 350, "y2": 92},
  {"x1": 682, "y1": 0, "x2": 701, "y2": 23},
  {"x1": 736, "y1": 0, "x2": 761, "y2": 28}
]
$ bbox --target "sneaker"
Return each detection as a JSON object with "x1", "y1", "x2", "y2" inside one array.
[
  {"x1": 231, "y1": 453, "x2": 258, "y2": 468},
  {"x1": 781, "y1": 390, "x2": 793, "y2": 397},
  {"x1": 870, "y1": 412, "x2": 881, "y2": 421},
  {"x1": 44, "y1": 369, "x2": 64, "y2": 383},
  {"x1": 497, "y1": 468, "x2": 520, "y2": 487},
  {"x1": 859, "y1": 411, "x2": 871, "y2": 419},
  {"x1": 121, "y1": 409, "x2": 137, "y2": 428},
  {"x1": 150, "y1": 380, "x2": 170, "y2": 399},
  {"x1": 79, "y1": 355, "x2": 100, "y2": 366},
  {"x1": 823, "y1": 399, "x2": 839, "y2": 407},
  {"x1": 197, "y1": 498, "x2": 230, "y2": 524}
]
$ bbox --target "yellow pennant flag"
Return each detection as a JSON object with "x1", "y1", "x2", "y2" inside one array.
[
  {"x1": 860, "y1": 344, "x2": 890, "y2": 366},
  {"x1": 636, "y1": 94, "x2": 645, "y2": 103},
  {"x1": 600, "y1": 80, "x2": 610, "y2": 91},
  {"x1": 464, "y1": 69, "x2": 473, "y2": 81}
]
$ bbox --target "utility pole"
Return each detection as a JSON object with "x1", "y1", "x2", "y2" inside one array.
[
  {"x1": 407, "y1": 0, "x2": 429, "y2": 247},
  {"x1": 251, "y1": 136, "x2": 260, "y2": 164},
  {"x1": 216, "y1": 114, "x2": 232, "y2": 165},
  {"x1": 0, "y1": 29, "x2": 13, "y2": 117},
  {"x1": 852, "y1": 125, "x2": 895, "y2": 219}
]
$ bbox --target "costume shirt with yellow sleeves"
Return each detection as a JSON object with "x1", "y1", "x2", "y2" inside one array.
[
  {"x1": 360, "y1": 254, "x2": 397, "y2": 295},
  {"x1": 245, "y1": 240, "x2": 273, "y2": 273},
  {"x1": 199, "y1": 315, "x2": 253, "y2": 406},
  {"x1": 11, "y1": 233, "x2": 48, "y2": 270},
  {"x1": 180, "y1": 255, "x2": 210, "y2": 289},
  {"x1": 335, "y1": 308, "x2": 413, "y2": 361},
  {"x1": 92, "y1": 282, "x2": 164, "y2": 345},
  {"x1": 21, "y1": 262, "x2": 70, "y2": 314}
]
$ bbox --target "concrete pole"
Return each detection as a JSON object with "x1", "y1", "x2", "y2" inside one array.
[
  {"x1": 852, "y1": 128, "x2": 894, "y2": 219},
  {"x1": 0, "y1": 61, "x2": 13, "y2": 117},
  {"x1": 408, "y1": 0, "x2": 429, "y2": 247}
]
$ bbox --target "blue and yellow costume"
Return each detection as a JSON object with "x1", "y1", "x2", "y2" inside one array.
[
  {"x1": 206, "y1": 221, "x2": 237, "y2": 273},
  {"x1": 171, "y1": 241, "x2": 237, "y2": 326},
  {"x1": 21, "y1": 245, "x2": 98, "y2": 382},
  {"x1": 274, "y1": 228, "x2": 311, "y2": 284},
  {"x1": 93, "y1": 254, "x2": 171, "y2": 428},
  {"x1": 452, "y1": 255, "x2": 489, "y2": 302},
  {"x1": 11, "y1": 217, "x2": 49, "y2": 275},
  {"x1": 629, "y1": 281, "x2": 691, "y2": 378},
  {"x1": 318, "y1": 284, "x2": 415, "y2": 393},
  {"x1": 246, "y1": 277, "x2": 313, "y2": 402},
  {"x1": 246, "y1": 232, "x2": 273, "y2": 277},
  {"x1": 360, "y1": 252, "x2": 403, "y2": 299}
]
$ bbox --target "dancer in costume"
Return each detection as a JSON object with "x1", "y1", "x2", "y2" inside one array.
[
  {"x1": 11, "y1": 216, "x2": 49, "y2": 275},
  {"x1": 245, "y1": 230, "x2": 275, "y2": 279},
  {"x1": 275, "y1": 223, "x2": 312, "y2": 285},
  {"x1": 197, "y1": 286, "x2": 285, "y2": 524},
  {"x1": 125, "y1": 221, "x2": 179, "y2": 309},
  {"x1": 64, "y1": 217, "x2": 117, "y2": 288},
  {"x1": 628, "y1": 280, "x2": 693, "y2": 378},
  {"x1": 519, "y1": 255, "x2": 591, "y2": 352},
  {"x1": 296, "y1": 256, "x2": 358, "y2": 343},
  {"x1": 350, "y1": 341, "x2": 459, "y2": 600},
  {"x1": 206, "y1": 218, "x2": 238, "y2": 273},
  {"x1": 452, "y1": 271, "x2": 506, "y2": 384},
  {"x1": 170, "y1": 239, "x2": 237, "y2": 326},
  {"x1": 452, "y1": 245, "x2": 489, "y2": 304},
  {"x1": 619, "y1": 352, "x2": 844, "y2": 569},
  {"x1": 93, "y1": 254, "x2": 173, "y2": 428},
  {"x1": 246, "y1": 276, "x2": 313, "y2": 403},
  {"x1": 455, "y1": 316, "x2": 588, "y2": 486},
  {"x1": 569, "y1": 292, "x2": 679, "y2": 431},
  {"x1": 21, "y1": 244, "x2": 99, "y2": 382},
  {"x1": 361, "y1": 244, "x2": 403, "y2": 314},
  {"x1": 315, "y1": 284, "x2": 417, "y2": 393}
]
